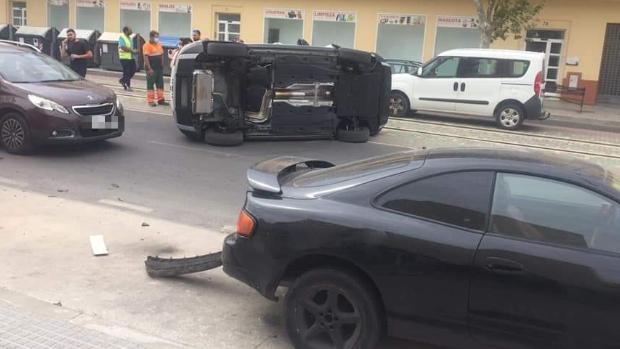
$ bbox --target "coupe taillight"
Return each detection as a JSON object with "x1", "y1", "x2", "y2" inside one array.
[
  {"x1": 236, "y1": 210, "x2": 256, "y2": 237},
  {"x1": 534, "y1": 71, "x2": 543, "y2": 97}
]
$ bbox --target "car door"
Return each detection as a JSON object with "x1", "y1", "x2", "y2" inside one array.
[
  {"x1": 373, "y1": 171, "x2": 494, "y2": 348},
  {"x1": 455, "y1": 57, "x2": 501, "y2": 116},
  {"x1": 469, "y1": 173, "x2": 620, "y2": 349},
  {"x1": 412, "y1": 56, "x2": 460, "y2": 112}
]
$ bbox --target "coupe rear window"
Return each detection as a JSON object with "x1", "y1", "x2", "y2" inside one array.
[
  {"x1": 0, "y1": 52, "x2": 81, "y2": 83},
  {"x1": 293, "y1": 151, "x2": 424, "y2": 188}
]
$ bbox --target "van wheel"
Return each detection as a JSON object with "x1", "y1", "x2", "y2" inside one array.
[
  {"x1": 204, "y1": 127, "x2": 244, "y2": 146},
  {"x1": 1, "y1": 113, "x2": 33, "y2": 155},
  {"x1": 495, "y1": 103, "x2": 525, "y2": 130},
  {"x1": 389, "y1": 91, "x2": 409, "y2": 117},
  {"x1": 286, "y1": 268, "x2": 382, "y2": 349}
]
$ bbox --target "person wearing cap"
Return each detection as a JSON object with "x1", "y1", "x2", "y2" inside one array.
[
  {"x1": 143, "y1": 30, "x2": 167, "y2": 107},
  {"x1": 191, "y1": 29, "x2": 201, "y2": 42},
  {"x1": 60, "y1": 28, "x2": 93, "y2": 78}
]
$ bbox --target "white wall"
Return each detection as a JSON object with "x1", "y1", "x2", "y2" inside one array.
[
  {"x1": 312, "y1": 21, "x2": 355, "y2": 48},
  {"x1": 120, "y1": 10, "x2": 150, "y2": 38},
  {"x1": 76, "y1": 7, "x2": 104, "y2": 32},
  {"x1": 376, "y1": 24, "x2": 425, "y2": 61},
  {"x1": 159, "y1": 12, "x2": 191, "y2": 38},
  {"x1": 264, "y1": 18, "x2": 303, "y2": 44},
  {"x1": 48, "y1": 4, "x2": 69, "y2": 29},
  {"x1": 434, "y1": 27, "x2": 480, "y2": 55}
]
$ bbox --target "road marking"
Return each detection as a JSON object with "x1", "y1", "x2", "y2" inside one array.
[
  {"x1": 147, "y1": 140, "x2": 253, "y2": 159},
  {"x1": 98, "y1": 199, "x2": 153, "y2": 213},
  {"x1": 0, "y1": 176, "x2": 28, "y2": 188}
]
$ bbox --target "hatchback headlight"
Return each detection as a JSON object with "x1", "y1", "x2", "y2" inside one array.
[{"x1": 28, "y1": 95, "x2": 69, "y2": 114}]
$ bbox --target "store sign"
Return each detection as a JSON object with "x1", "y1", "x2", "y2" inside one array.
[
  {"x1": 313, "y1": 10, "x2": 356, "y2": 23},
  {"x1": 378, "y1": 14, "x2": 425, "y2": 26},
  {"x1": 120, "y1": 1, "x2": 150, "y2": 11},
  {"x1": 77, "y1": 0, "x2": 105, "y2": 8},
  {"x1": 437, "y1": 15, "x2": 479, "y2": 29},
  {"x1": 264, "y1": 8, "x2": 303, "y2": 20},
  {"x1": 48, "y1": 0, "x2": 68, "y2": 6},
  {"x1": 159, "y1": 3, "x2": 191, "y2": 14}
]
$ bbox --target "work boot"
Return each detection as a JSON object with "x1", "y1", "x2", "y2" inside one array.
[{"x1": 157, "y1": 100, "x2": 169, "y2": 106}]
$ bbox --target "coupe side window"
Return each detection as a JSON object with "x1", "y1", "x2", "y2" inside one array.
[
  {"x1": 377, "y1": 172, "x2": 494, "y2": 231},
  {"x1": 421, "y1": 57, "x2": 460, "y2": 78},
  {"x1": 491, "y1": 174, "x2": 620, "y2": 254}
]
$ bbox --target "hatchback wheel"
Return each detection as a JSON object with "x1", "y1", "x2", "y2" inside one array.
[
  {"x1": 495, "y1": 103, "x2": 525, "y2": 130},
  {"x1": 0, "y1": 113, "x2": 33, "y2": 154},
  {"x1": 389, "y1": 91, "x2": 409, "y2": 117},
  {"x1": 286, "y1": 268, "x2": 382, "y2": 349}
]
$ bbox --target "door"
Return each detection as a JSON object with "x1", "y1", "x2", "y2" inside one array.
[
  {"x1": 413, "y1": 56, "x2": 460, "y2": 112},
  {"x1": 526, "y1": 30, "x2": 564, "y2": 91},
  {"x1": 374, "y1": 171, "x2": 494, "y2": 347},
  {"x1": 216, "y1": 13, "x2": 241, "y2": 42},
  {"x1": 11, "y1": 1, "x2": 27, "y2": 27},
  {"x1": 598, "y1": 23, "x2": 620, "y2": 100},
  {"x1": 469, "y1": 173, "x2": 620, "y2": 349},
  {"x1": 455, "y1": 57, "x2": 501, "y2": 116}
]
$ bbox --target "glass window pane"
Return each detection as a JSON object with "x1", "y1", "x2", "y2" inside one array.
[
  {"x1": 508, "y1": 60, "x2": 530, "y2": 77},
  {"x1": 548, "y1": 55, "x2": 560, "y2": 67},
  {"x1": 77, "y1": 7, "x2": 104, "y2": 32},
  {"x1": 229, "y1": 34, "x2": 240, "y2": 42},
  {"x1": 460, "y1": 58, "x2": 498, "y2": 77},
  {"x1": 551, "y1": 43, "x2": 562, "y2": 54},
  {"x1": 312, "y1": 21, "x2": 355, "y2": 48},
  {"x1": 377, "y1": 172, "x2": 494, "y2": 231},
  {"x1": 423, "y1": 57, "x2": 460, "y2": 78},
  {"x1": 120, "y1": 9, "x2": 150, "y2": 38},
  {"x1": 218, "y1": 33, "x2": 225, "y2": 41},
  {"x1": 229, "y1": 24, "x2": 240, "y2": 33},
  {"x1": 264, "y1": 18, "x2": 303, "y2": 44},
  {"x1": 376, "y1": 22, "x2": 425, "y2": 61},
  {"x1": 434, "y1": 27, "x2": 479, "y2": 55},
  {"x1": 159, "y1": 12, "x2": 191, "y2": 37},
  {"x1": 218, "y1": 13, "x2": 240, "y2": 22},
  {"x1": 491, "y1": 174, "x2": 620, "y2": 254},
  {"x1": 48, "y1": 4, "x2": 69, "y2": 30},
  {"x1": 547, "y1": 68, "x2": 558, "y2": 80}
]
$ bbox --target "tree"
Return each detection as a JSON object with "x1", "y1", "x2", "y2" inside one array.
[{"x1": 473, "y1": 0, "x2": 545, "y2": 48}]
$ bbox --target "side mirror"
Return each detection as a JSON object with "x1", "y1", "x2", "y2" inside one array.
[{"x1": 416, "y1": 67, "x2": 423, "y2": 76}]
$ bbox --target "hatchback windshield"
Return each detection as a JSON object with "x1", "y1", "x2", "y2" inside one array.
[{"x1": 0, "y1": 52, "x2": 81, "y2": 83}]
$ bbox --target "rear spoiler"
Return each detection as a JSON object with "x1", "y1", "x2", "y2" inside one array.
[{"x1": 247, "y1": 156, "x2": 335, "y2": 194}]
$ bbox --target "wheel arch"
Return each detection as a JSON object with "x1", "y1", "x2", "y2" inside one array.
[{"x1": 493, "y1": 99, "x2": 526, "y2": 118}]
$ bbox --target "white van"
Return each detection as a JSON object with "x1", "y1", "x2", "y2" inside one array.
[{"x1": 390, "y1": 49, "x2": 549, "y2": 130}]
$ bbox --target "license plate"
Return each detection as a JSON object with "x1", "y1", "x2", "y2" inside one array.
[{"x1": 91, "y1": 115, "x2": 119, "y2": 129}]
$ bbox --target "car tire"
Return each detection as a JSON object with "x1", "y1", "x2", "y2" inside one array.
[
  {"x1": 336, "y1": 126, "x2": 370, "y2": 143},
  {"x1": 495, "y1": 102, "x2": 525, "y2": 130},
  {"x1": 286, "y1": 268, "x2": 382, "y2": 349},
  {"x1": 180, "y1": 129, "x2": 204, "y2": 142},
  {"x1": 389, "y1": 91, "x2": 409, "y2": 117},
  {"x1": 0, "y1": 113, "x2": 33, "y2": 155},
  {"x1": 206, "y1": 42, "x2": 249, "y2": 58},
  {"x1": 204, "y1": 128, "x2": 244, "y2": 146}
]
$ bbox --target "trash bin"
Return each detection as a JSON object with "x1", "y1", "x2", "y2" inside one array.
[
  {"x1": 0, "y1": 24, "x2": 16, "y2": 40},
  {"x1": 14, "y1": 26, "x2": 60, "y2": 59},
  {"x1": 97, "y1": 32, "x2": 144, "y2": 72},
  {"x1": 57, "y1": 28, "x2": 101, "y2": 68},
  {"x1": 160, "y1": 35, "x2": 179, "y2": 76}
]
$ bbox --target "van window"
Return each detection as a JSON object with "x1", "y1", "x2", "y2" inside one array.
[
  {"x1": 459, "y1": 58, "x2": 499, "y2": 77},
  {"x1": 503, "y1": 60, "x2": 530, "y2": 78},
  {"x1": 422, "y1": 57, "x2": 460, "y2": 78}
]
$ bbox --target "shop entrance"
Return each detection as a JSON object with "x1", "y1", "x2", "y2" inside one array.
[
  {"x1": 599, "y1": 23, "x2": 620, "y2": 101},
  {"x1": 526, "y1": 30, "x2": 564, "y2": 90}
]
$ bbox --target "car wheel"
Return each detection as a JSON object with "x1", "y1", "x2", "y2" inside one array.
[
  {"x1": 180, "y1": 129, "x2": 204, "y2": 142},
  {"x1": 0, "y1": 113, "x2": 33, "y2": 155},
  {"x1": 389, "y1": 91, "x2": 409, "y2": 117},
  {"x1": 286, "y1": 268, "x2": 382, "y2": 349},
  {"x1": 495, "y1": 103, "x2": 525, "y2": 130},
  {"x1": 336, "y1": 126, "x2": 370, "y2": 143},
  {"x1": 204, "y1": 127, "x2": 244, "y2": 146}
]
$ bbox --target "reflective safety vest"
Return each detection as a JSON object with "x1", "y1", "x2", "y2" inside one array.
[{"x1": 119, "y1": 34, "x2": 133, "y2": 60}]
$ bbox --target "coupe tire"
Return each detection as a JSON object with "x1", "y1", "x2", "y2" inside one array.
[
  {"x1": 180, "y1": 129, "x2": 204, "y2": 142},
  {"x1": 389, "y1": 91, "x2": 409, "y2": 117},
  {"x1": 0, "y1": 113, "x2": 33, "y2": 155},
  {"x1": 286, "y1": 268, "x2": 382, "y2": 349},
  {"x1": 204, "y1": 128, "x2": 244, "y2": 146},
  {"x1": 336, "y1": 126, "x2": 370, "y2": 143},
  {"x1": 495, "y1": 102, "x2": 525, "y2": 130}
]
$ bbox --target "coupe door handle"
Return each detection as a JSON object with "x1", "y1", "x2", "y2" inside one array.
[
  {"x1": 453, "y1": 82, "x2": 459, "y2": 91},
  {"x1": 485, "y1": 257, "x2": 524, "y2": 274},
  {"x1": 460, "y1": 82, "x2": 466, "y2": 92}
]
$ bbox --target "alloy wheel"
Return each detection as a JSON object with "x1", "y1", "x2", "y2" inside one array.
[
  {"x1": 294, "y1": 286, "x2": 362, "y2": 349},
  {"x1": 499, "y1": 107, "x2": 521, "y2": 128},
  {"x1": 389, "y1": 96, "x2": 405, "y2": 116},
  {"x1": 1, "y1": 118, "x2": 25, "y2": 150}
]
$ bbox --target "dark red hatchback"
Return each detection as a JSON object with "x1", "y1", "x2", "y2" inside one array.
[{"x1": 0, "y1": 42, "x2": 124, "y2": 154}]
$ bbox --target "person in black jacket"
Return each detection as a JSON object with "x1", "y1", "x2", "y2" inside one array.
[{"x1": 60, "y1": 29, "x2": 93, "y2": 77}]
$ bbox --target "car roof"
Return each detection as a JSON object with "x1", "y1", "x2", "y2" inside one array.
[{"x1": 438, "y1": 48, "x2": 544, "y2": 60}]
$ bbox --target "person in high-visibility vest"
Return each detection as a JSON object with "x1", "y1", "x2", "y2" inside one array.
[
  {"x1": 118, "y1": 26, "x2": 137, "y2": 91},
  {"x1": 143, "y1": 30, "x2": 167, "y2": 107}
]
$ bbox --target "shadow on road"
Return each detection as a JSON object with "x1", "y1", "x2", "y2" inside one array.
[{"x1": 31, "y1": 140, "x2": 127, "y2": 158}]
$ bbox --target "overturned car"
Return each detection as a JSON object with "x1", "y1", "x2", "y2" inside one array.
[{"x1": 171, "y1": 41, "x2": 391, "y2": 146}]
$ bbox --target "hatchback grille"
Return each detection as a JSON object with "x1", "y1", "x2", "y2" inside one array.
[
  {"x1": 80, "y1": 128, "x2": 117, "y2": 138},
  {"x1": 73, "y1": 103, "x2": 114, "y2": 116}
]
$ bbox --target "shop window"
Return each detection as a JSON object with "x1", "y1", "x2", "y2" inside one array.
[
  {"x1": 312, "y1": 10, "x2": 356, "y2": 48},
  {"x1": 76, "y1": 0, "x2": 105, "y2": 32},
  {"x1": 263, "y1": 9, "x2": 303, "y2": 44},
  {"x1": 159, "y1": 3, "x2": 192, "y2": 38},
  {"x1": 120, "y1": 1, "x2": 151, "y2": 38},
  {"x1": 217, "y1": 13, "x2": 241, "y2": 42},
  {"x1": 434, "y1": 16, "x2": 480, "y2": 55},
  {"x1": 48, "y1": 0, "x2": 69, "y2": 30},
  {"x1": 11, "y1": 1, "x2": 27, "y2": 27},
  {"x1": 376, "y1": 14, "x2": 425, "y2": 61}
]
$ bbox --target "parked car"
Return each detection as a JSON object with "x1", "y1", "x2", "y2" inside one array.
[
  {"x1": 391, "y1": 49, "x2": 549, "y2": 130},
  {"x1": 223, "y1": 148, "x2": 620, "y2": 349},
  {"x1": 171, "y1": 41, "x2": 391, "y2": 146},
  {"x1": 384, "y1": 58, "x2": 422, "y2": 74},
  {"x1": 0, "y1": 42, "x2": 124, "y2": 154}
]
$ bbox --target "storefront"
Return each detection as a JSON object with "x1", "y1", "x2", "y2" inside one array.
[
  {"x1": 119, "y1": 0, "x2": 150, "y2": 37},
  {"x1": 376, "y1": 14, "x2": 425, "y2": 61},
  {"x1": 47, "y1": 0, "x2": 69, "y2": 30},
  {"x1": 434, "y1": 15, "x2": 480, "y2": 55},
  {"x1": 76, "y1": 0, "x2": 105, "y2": 32},
  {"x1": 263, "y1": 8, "x2": 303, "y2": 44},
  {"x1": 312, "y1": 10, "x2": 356, "y2": 48},
  {"x1": 158, "y1": 3, "x2": 192, "y2": 38}
]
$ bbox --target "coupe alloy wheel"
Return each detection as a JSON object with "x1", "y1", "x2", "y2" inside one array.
[{"x1": 1, "y1": 118, "x2": 25, "y2": 150}]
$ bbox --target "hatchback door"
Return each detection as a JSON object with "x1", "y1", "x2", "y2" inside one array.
[
  {"x1": 412, "y1": 56, "x2": 460, "y2": 112},
  {"x1": 469, "y1": 173, "x2": 620, "y2": 349}
]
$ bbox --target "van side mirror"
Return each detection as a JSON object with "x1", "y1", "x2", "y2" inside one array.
[{"x1": 416, "y1": 67, "x2": 422, "y2": 76}]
